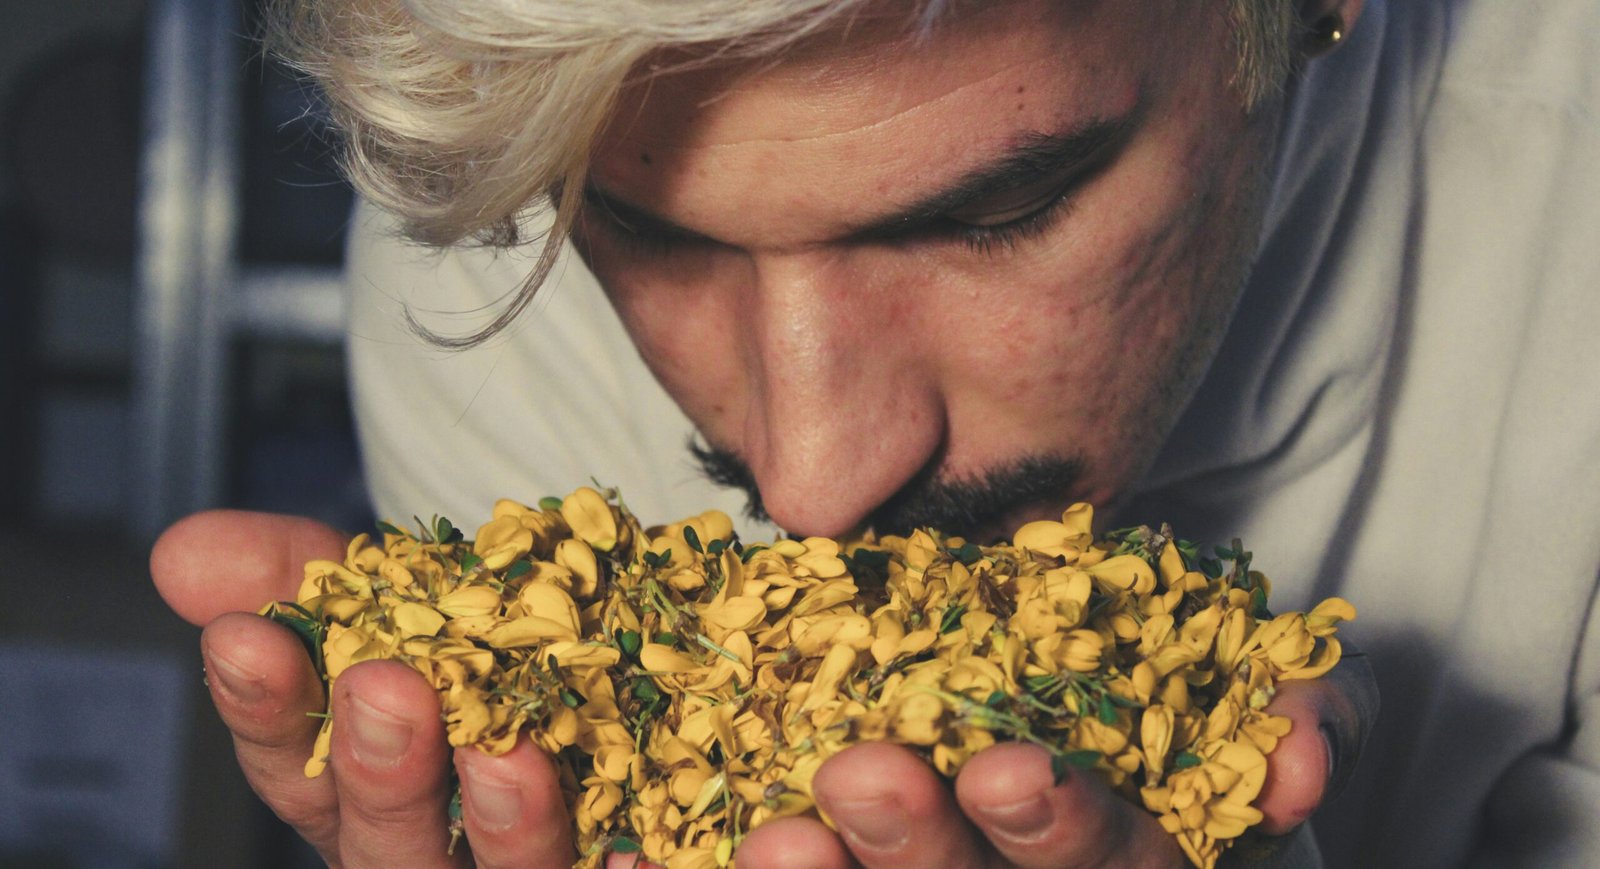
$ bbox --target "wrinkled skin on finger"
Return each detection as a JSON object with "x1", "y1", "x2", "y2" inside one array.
[
  {"x1": 733, "y1": 657, "x2": 1374, "y2": 869},
  {"x1": 154, "y1": 510, "x2": 578, "y2": 869}
]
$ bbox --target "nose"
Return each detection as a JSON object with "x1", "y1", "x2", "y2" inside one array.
[{"x1": 737, "y1": 251, "x2": 944, "y2": 538}]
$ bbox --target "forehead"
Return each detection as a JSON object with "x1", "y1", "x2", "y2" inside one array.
[{"x1": 589, "y1": 0, "x2": 1152, "y2": 242}]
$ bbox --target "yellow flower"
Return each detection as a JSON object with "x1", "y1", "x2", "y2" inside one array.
[
  {"x1": 391, "y1": 601, "x2": 446, "y2": 637},
  {"x1": 555, "y1": 539, "x2": 601, "y2": 599},
  {"x1": 267, "y1": 489, "x2": 1352, "y2": 869},
  {"x1": 560, "y1": 486, "x2": 618, "y2": 552},
  {"x1": 1087, "y1": 554, "x2": 1157, "y2": 596},
  {"x1": 1142, "y1": 703, "x2": 1176, "y2": 781},
  {"x1": 473, "y1": 515, "x2": 535, "y2": 570}
]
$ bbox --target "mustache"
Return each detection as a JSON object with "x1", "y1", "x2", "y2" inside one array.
[{"x1": 688, "y1": 438, "x2": 1085, "y2": 541}]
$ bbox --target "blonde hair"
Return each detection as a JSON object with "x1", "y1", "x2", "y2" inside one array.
[{"x1": 269, "y1": 0, "x2": 1298, "y2": 346}]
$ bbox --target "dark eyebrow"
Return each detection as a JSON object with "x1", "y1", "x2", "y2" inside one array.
[
  {"x1": 848, "y1": 114, "x2": 1136, "y2": 241},
  {"x1": 580, "y1": 111, "x2": 1138, "y2": 245}
]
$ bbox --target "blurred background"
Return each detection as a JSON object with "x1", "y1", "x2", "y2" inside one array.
[{"x1": 1, "y1": 0, "x2": 370, "y2": 864}]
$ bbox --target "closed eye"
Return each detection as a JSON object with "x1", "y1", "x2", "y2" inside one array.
[{"x1": 579, "y1": 188, "x2": 712, "y2": 255}]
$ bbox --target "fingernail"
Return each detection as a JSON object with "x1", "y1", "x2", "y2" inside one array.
[
  {"x1": 1321, "y1": 721, "x2": 1348, "y2": 796},
  {"x1": 347, "y1": 696, "x2": 412, "y2": 768},
  {"x1": 464, "y1": 771, "x2": 523, "y2": 832},
  {"x1": 207, "y1": 653, "x2": 266, "y2": 704},
  {"x1": 831, "y1": 797, "x2": 909, "y2": 851},
  {"x1": 978, "y1": 793, "x2": 1052, "y2": 840}
]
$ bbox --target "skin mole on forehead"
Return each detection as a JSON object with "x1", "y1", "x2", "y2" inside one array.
[{"x1": 640, "y1": 152, "x2": 653, "y2": 165}]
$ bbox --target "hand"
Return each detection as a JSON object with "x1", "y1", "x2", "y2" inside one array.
[
  {"x1": 151, "y1": 510, "x2": 578, "y2": 869},
  {"x1": 153, "y1": 511, "x2": 1377, "y2": 869},
  {"x1": 735, "y1": 655, "x2": 1376, "y2": 868}
]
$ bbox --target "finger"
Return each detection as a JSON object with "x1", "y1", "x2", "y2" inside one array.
[
  {"x1": 733, "y1": 815, "x2": 855, "y2": 869},
  {"x1": 811, "y1": 742, "x2": 986, "y2": 868},
  {"x1": 956, "y1": 742, "x2": 1182, "y2": 869},
  {"x1": 202, "y1": 612, "x2": 342, "y2": 856},
  {"x1": 328, "y1": 660, "x2": 463, "y2": 868},
  {"x1": 454, "y1": 736, "x2": 575, "y2": 869},
  {"x1": 153, "y1": 509, "x2": 348, "y2": 626},
  {"x1": 1255, "y1": 649, "x2": 1378, "y2": 835}
]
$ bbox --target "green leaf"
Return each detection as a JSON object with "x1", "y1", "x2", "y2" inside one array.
[
  {"x1": 984, "y1": 690, "x2": 1007, "y2": 709},
  {"x1": 272, "y1": 616, "x2": 322, "y2": 657},
  {"x1": 375, "y1": 520, "x2": 406, "y2": 537},
  {"x1": 655, "y1": 632, "x2": 677, "y2": 647},
  {"x1": 851, "y1": 549, "x2": 892, "y2": 570},
  {"x1": 1251, "y1": 586, "x2": 1273, "y2": 620},
  {"x1": 435, "y1": 516, "x2": 463, "y2": 544},
  {"x1": 938, "y1": 603, "x2": 969, "y2": 635},
  {"x1": 1174, "y1": 751, "x2": 1202, "y2": 770},
  {"x1": 1061, "y1": 749, "x2": 1102, "y2": 769},
  {"x1": 683, "y1": 525, "x2": 704, "y2": 553},
  {"x1": 632, "y1": 678, "x2": 660, "y2": 702},
  {"x1": 459, "y1": 553, "x2": 483, "y2": 573},
  {"x1": 740, "y1": 544, "x2": 767, "y2": 563},
  {"x1": 947, "y1": 542, "x2": 983, "y2": 565},
  {"x1": 538, "y1": 496, "x2": 564, "y2": 511},
  {"x1": 1051, "y1": 750, "x2": 1102, "y2": 783},
  {"x1": 619, "y1": 630, "x2": 642, "y2": 657},
  {"x1": 611, "y1": 837, "x2": 642, "y2": 854},
  {"x1": 1097, "y1": 694, "x2": 1117, "y2": 725},
  {"x1": 1200, "y1": 557, "x2": 1224, "y2": 579},
  {"x1": 559, "y1": 688, "x2": 587, "y2": 708},
  {"x1": 448, "y1": 789, "x2": 463, "y2": 822},
  {"x1": 706, "y1": 538, "x2": 726, "y2": 557},
  {"x1": 505, "y1": 560, "x2": 533, "y2": 580}
]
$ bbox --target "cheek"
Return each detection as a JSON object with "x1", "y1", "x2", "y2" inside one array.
[
  {"x1": 926, "y1": 127, "x2": 1259, "y2": 492},
  {"x1": 578, "y1": 241, "x2": 752, "y2": 431}
]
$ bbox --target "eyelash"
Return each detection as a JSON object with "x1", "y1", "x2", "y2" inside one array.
[
  {"x1": 583, "y1": 182, "x2": 1079, "y2": 259},
  {"x1": 944, "y1": 186, "x2": 1079, "y2": 256},
  {"x1": 581, "y1": 205, "x2": 684, "y2": 258}
]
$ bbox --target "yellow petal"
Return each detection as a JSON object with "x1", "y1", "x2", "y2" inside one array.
[
  {"x1": 1087, "y1": 554, "x2": 1157, "y2": 595},
  {"x1": 560, "y1": 487, "x2": 618, "y2": 551},
  {"x1": 700, "y1": 596, "x2": 768, "y2": 635},
  {"x1": 543, "y1": 641, "x2": 622, "y2": 669},
  {"x1": 1307, "y1": 597, "x2": 1357, "y2": 634},
  {"x1": 391, "y1": 601, "x2": 446, "y2": 637},
  {"x1": 640, "y1": 643, "x2": 699, "y2": 673},
  {"x1": 1158, "y1": 542, "x2": 1187, "y2": 587},
  {"x1": 802, "y1": 643, "x2": 858, "y2": 712},
  {"x1": 554, "y1": 539, "x2": 600, "y2": 598},
  {"x1": 437, "y1": 585, "x2": 502, "y2": 618},
  {"x1": 304, "y1": 716, "x2": 333, "y2": 777},
  {"x1": 473, "y1": 514, "x2": 534, "y2": 570},
  {"x1": 1060, "y1": 502, "x2": 1094, "y2": 537},
  {"x1": 516, "y1": 583, "x2": 581, "y2": 634},
  {"x1": 486, "y1": 615, "x2": 577, "y2": 646}
]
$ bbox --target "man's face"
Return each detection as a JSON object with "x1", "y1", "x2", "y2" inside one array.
[{"x1": 573, "y1": 0, "x2": 1282, "y2": 541}]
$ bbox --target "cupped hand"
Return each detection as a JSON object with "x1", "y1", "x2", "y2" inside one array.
[
  {"x1": 153, "y1": 511, "x2": 1377, "y2": 869},
  {"x1": 737, "y1": 653, "x2": 1376, "y2": 868},
  {"x1": 151, "y1": 510, "x2": 576, "y2": 869}
]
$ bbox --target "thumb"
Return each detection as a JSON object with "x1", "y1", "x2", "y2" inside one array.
[
  {"x1": 151, "y1": 509, "x2": 349, "y2": 626},
  {"x1": 1254, "y1": 648, "x2": 1378, "y2": 834}
]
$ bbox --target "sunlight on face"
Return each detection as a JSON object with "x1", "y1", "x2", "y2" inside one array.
[{"x1": 573, "y1": 0, "x2": 1284, "y2": 539}]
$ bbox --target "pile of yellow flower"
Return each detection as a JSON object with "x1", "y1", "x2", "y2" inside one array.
[{"x1": 264, "y1": 487, "x2": 1352, "y2": 869}]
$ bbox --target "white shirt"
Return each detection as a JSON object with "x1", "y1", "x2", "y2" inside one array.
[{"x1": 344, "y1": 1, "x2": 1600, "y2": 864}]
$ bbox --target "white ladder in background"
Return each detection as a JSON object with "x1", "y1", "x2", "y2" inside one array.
[{"x1": 131, "y1": 0, "x2": 347, "y2": 541}]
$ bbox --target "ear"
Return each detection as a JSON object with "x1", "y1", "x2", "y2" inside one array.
[{"x1": 1297, "y1": 0, "x2": 1367, "y2": 59}]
